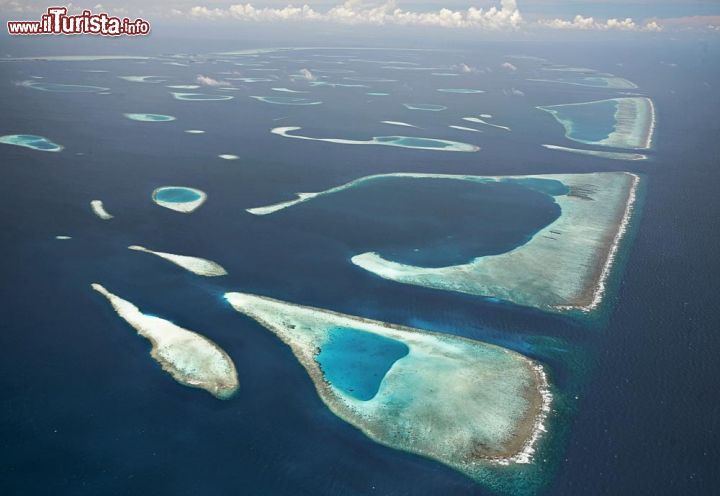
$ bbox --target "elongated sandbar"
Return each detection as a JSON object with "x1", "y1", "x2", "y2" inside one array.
[
  {"x1": 403, "y1": 103, "x2": 447, "y2": 111},
  {"x1": 124, "y1": 113, "x2": 176, "y2": 122},
  {"x1": 128, "y1": 245, "x2": 227, "y2": 276},
  {"x1": 224, "y1": 293, "x2": 551, "y2": 476},
  {"x1": 381, "y1": 121, "x2": 416, "y2": 128},
  {"x1": 463, "y1": 117, "x2": 511, "y2": 131},
  {"x1": 90, "y1": 200, "x2": 113, "y2": 220},
  {"x1": 92, "y1": 284, "x2": 238, "y2": 399}
]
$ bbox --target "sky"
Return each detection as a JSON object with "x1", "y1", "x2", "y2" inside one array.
[{"x1": 2, "y1": 0, "x2": 719, "y2": 35}]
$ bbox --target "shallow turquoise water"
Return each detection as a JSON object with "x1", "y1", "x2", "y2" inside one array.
[
  {"x1": 0, "y1": 134, "x2": 62, "y2": 151},
  {"x1": 542, "y1": 100, "x2": 618, "y2": 144},
  {"x1": 316, "y1": 327, "x2": 409, "y2": 401},
  {"x1": 154, "y1": 187, "x2": 201, "y2": 203},
  {"x1": 503, "y1": 178, "x2": 570, "y2": 196}
]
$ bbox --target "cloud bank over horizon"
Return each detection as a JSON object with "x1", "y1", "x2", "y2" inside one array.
[
  {"x1": 2, "y1": 0, "x2": 718, "y2": 33},
  {"x1": 181, "y1": 0, "x2": 669, "y2": 32}
]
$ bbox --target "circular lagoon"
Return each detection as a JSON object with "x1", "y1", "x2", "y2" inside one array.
[{"x1": 152, "y1": 186, "x2": 207, "y2": 213}]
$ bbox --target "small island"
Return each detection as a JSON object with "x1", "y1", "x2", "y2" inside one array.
[
  {"x1": 124, "y1": 113, "x2": 176, "y2": 122},
  {"x1": 152, "y1": 186, "x2": 207, "y2": 213},
  {"x1": 128, "y1": 245, "x2": 227, "y2": 277},
  {"x1": 92, "y1": 284, "x2": 238, "y2": 399}
]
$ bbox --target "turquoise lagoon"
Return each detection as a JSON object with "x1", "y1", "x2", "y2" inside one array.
[
  {"x1": 316, "y1": 327, "x2": 409, "y2": 401},
  {"x1": 152, "y1": 186, "x2": 207, "y2": 213},
  {"x1": 154, "y1": 187, "x2": 201, "y2": 203},
  {"x1": 225, "y1": 293, "x2": 551, "y2": 481},
  {"x1": 0, "y1": 134, "x2": 62, "y2": 152},
  {"x1": 538, "y1": 97, "x2": 655, "y2": 150}
]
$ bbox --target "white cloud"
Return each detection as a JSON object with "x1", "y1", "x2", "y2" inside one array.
[
  {"x1": 196, "y1": 74, "x2": 231, "y2": 86},
  {"x1": 298, "y1": 68, "x2": 316, "y2": 80},
  {"x1": 188, "y1": 1, "x2": 523, "y2": 29},
  {"x1": 501, "y1": 62, "x2": 517, "y2": 71},
  {"x1": 182, "y1": 1, "x2": 670, "y2": 33},
  {"x1": 538, "y1": 15, "x2": 662, "y2": 32},
  {"x1": 504, "y1": 87, "x2": 525, "y2": 96}
]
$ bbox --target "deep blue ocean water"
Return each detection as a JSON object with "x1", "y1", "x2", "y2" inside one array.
[
  {"x1": 272, "y1": 177, "x2": 561, "y2": 267},
  {"x1": 0, "y1": 38, "x2": 718, "y2": 496}
]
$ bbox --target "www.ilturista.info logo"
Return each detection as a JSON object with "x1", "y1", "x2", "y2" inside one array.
[{"x1": 7, "y1": 7, "x2": 150, "y2": 36}]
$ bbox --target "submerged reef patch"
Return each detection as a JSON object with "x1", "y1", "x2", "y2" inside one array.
[
  {"x1": 124, "y1": 113, "x2": 176, "y2": 122},
  {"x1": 250, "y1": 96, "x2": 322, "y2": 105},
  {"x1": 0, "y1": 134, "x2": 62, "y2": 152},
  {"x1": 271, "y1": 127, "x2": 478, "y2": 152},
  {"x1": 18, "y1": 80, "x2": 108, "y2": 93},
  {"x1": 120, "y1": 75, "x2": 166, "y2": 83},
  {"x1": 403, "y1": 103, "x2": 447, "y2": 111},
  {"x1": 171, "y1": 92, "x2": 234, "y2": 101}
]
